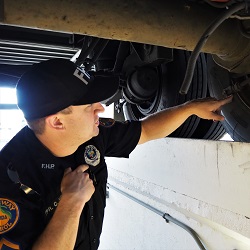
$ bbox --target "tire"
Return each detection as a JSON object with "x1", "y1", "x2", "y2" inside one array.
[
  {"x1": 207, "y1": 55, "x2": 250, "y2": 142},
  {"x1": 123, "y1": 49, "x2": 226, "y2": 139}
]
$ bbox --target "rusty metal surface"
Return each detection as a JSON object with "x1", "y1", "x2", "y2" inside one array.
[{"x1": 1, "y1": 0, "x2": 250, "y2": 73}]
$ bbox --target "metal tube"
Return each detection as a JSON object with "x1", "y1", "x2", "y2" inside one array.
[
  {"x1": 163, "y1": 213, "x2": 206, "y2": 250},
  {"x1": 108, "y1": 183, "x2": 207, "y2": 250}
]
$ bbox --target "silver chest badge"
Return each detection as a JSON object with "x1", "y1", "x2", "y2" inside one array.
[{"x1": 84, "y1": 145, "x2": 100, "y2": 166}]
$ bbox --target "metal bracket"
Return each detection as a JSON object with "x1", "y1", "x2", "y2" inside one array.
[{"x1": 223, "y1": 78, "x2": 250, "y2": 96}]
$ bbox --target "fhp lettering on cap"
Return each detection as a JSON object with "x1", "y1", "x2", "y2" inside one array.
[
  {"x1": 73, "y1": 68, "x2": 89, "y2": 85},
  {"x1": 16, "y1": 58, "x2": 119, "y2": 119}
]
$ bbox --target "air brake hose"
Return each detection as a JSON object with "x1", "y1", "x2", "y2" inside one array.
[{"x1": 179, "y1": 2, "x2": 247, "y2": 95}]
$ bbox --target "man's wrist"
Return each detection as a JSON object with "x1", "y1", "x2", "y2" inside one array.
[
  {"x1": 59, "y1": 193, "x2": 86, "y2": 215},
  {"x1": 182, "y1": 101, "x2": 196, "y2": 117}
]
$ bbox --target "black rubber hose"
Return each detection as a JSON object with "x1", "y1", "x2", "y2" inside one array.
[{"x1": 179, "y1": 2, "x2": 247, "y2": 95}]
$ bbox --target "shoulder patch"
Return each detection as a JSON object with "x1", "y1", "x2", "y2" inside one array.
[
  {"x1": 0, "y1": 237, "x2": 20, "y2": 249},
  {"x1": 0, "y1": 199, "x2": 19, "y2": 234},
  {"x1": 99, "y1": 118, "x2": 115, "y2": 127}
]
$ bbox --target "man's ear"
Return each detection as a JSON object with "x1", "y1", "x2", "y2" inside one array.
[{"x1": 45, "y1": 115, "x2": 64, "y2": 130}]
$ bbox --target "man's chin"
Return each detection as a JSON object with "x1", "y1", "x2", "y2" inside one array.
[{"x1": 92, "y1": 128, "x2": 100, "y2": 137}]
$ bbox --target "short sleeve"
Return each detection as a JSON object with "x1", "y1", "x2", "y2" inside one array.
[{"x1": 98, "y1": 120, "x2": 141, "y2": 158}]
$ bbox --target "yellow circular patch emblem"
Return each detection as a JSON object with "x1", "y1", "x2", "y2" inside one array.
[{"x1": 0, "y1": 198, "x2": 19, "y2": 234}]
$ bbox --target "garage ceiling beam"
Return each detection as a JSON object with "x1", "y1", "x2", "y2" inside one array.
[{"x1": 1, "y1": 0, "x2": 250, "y2": 73}]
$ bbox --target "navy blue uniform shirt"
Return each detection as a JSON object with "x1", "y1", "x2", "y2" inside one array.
[{"x1": 0, "y1": 119, "x2": 141, "y2": 250}]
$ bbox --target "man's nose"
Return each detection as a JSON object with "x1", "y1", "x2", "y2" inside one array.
[{"x1": 94, "y1": 102, "x2": 105, "y2": 113}]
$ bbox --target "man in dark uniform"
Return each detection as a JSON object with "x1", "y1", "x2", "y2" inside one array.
[{"x1": 0, "y1": 58, "x2": 232, "y2": 250}]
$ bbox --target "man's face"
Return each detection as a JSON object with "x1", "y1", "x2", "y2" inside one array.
[{"x1": 62, "y1": 102, "x2": 105, "y2": 145}]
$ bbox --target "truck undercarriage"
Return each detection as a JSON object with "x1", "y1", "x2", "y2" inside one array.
[{"x1": 0, "y1": 0, "x2": 250, "y2": 141}]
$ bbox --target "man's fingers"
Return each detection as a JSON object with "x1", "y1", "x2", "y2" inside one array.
[
  {"x1": 218, "y1": 95, "x2": 233, "y2": 106},
  {"x1": 64, "y1": 167, "x2": 72, "y2": 176},
  {"x1": 213, "y1": 95, "x2": 232, "y2": 112},
  {"x1": 63, "y1": 165, "x2": 89, "y2": 176},
  {"x1": 76, "y1": 164, "x2": 89, "y2": 173},
  {"x1": 212, "y1": 113, "x2": 225, "y2": 122}
]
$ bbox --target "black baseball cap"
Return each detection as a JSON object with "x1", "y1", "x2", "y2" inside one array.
[{"x1": 16, "y1": 58, "x2": 119, "y2": 119}]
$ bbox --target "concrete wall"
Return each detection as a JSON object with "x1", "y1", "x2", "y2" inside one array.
[{"x1": 99, "y1": 138, "x2": 250, "y2": 250}]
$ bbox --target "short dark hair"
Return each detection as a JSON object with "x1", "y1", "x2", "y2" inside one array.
[{"x1": 27, "y1": 106, "x2": 73, "y2": 135}]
